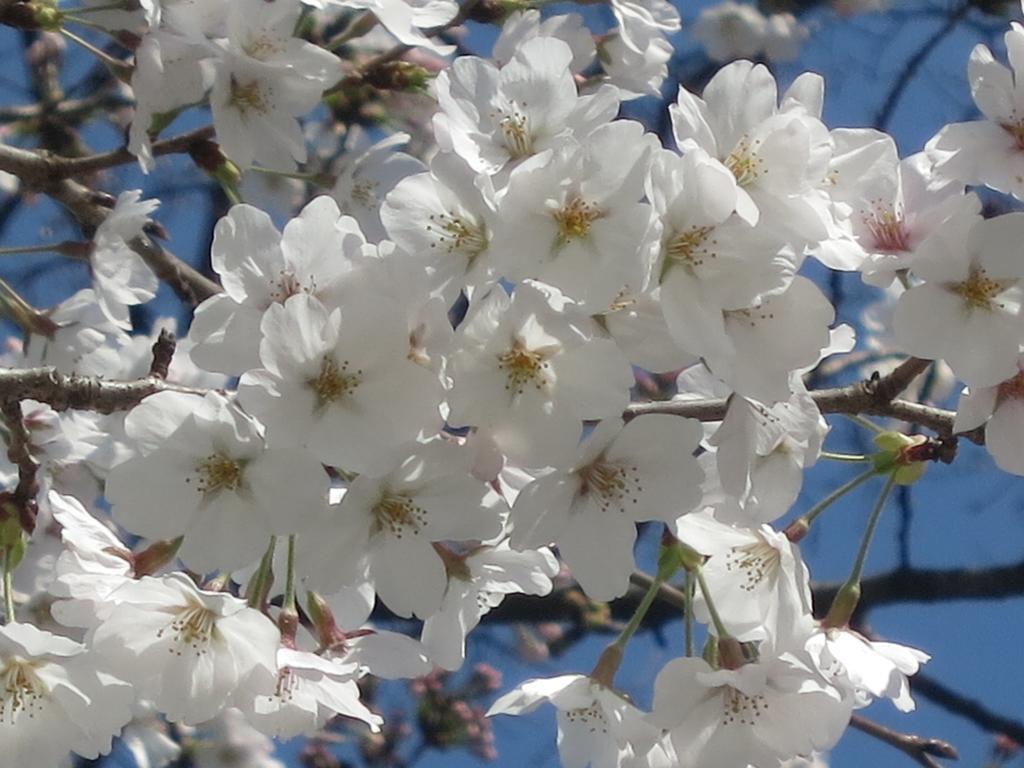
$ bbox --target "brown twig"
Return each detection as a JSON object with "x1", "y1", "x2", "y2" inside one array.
[
  {"x1": 0, "y1": 399, "x2": 38, "y2": 533},
  {"x1": 849, "y1": 713, "x2": 958, "y2": 768},
  {"x1": 0, "y1": 367, "x2": 208, "y2": 414},
  {"x1": 627, "y1": 357, "x2": 982, "y2": 445},
  {"x1": 148, "y1": 329, "x2": 176, "y2": 380}
]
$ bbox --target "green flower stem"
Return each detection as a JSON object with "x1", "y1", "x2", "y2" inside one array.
[
  {"x1": 246, "y1": 537, "x2": 276, "y2": 608},
  {"x1": 0, "y1": 243, "x2": 65, "y2": 256},
  {"x1": 819, "y1": 450, "x2": 871, "y2": 463},
  {"x1": 694, "y1": 567, "x2": 730, "y2": 640},
  {"x1": 3, "y1": 554, "x2": 13, "y2": 624},
  {"x1": 824, "y1": 470, "x2": 898, "y2": 628},
  {"x1": 612, "y1": 573, "x2": 663, "y2": 653},
  {"x1": 800, "y1": 466, "x2": 878, "y2": 527},
  {"x1": 282, "y1": 535, "x2": 297, "y2": 614},
  {"x1": 684, "y1": 569, "x2": 695, "y2": 657},
  {"x1": 842, "y1": 413, "x2": 884, "y2": 434},
  {"x1": 847, "y1": 470, "x2": 898, "y2": 587}
]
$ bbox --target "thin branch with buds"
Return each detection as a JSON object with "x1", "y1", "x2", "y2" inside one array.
[{"x1": 849, "y1": 713, "x2": 959, "y2": 768}]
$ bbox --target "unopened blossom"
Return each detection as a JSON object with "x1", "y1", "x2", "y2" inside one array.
[
  {"x1": 928, "y1": 23, "x2": 1024, "y2": 200},
  {"x1": 489, "y1": 674, "x2": 669, "y2": 768},
  {"x1": 433, "y1": 37, "x2": 619, "y2": 175},
  {"x1": 91, "y1": 190, "x2": 160, "y2": 329},
  {"x1": 447, "y1": 281, "x2": 634, "y2": 467},
  {"x1": 236, "y1": 648, "x2": 382, "y2": 737},
  {"x1": 955, "y1": 355, "x2": 1024, "y2": 474},
  {"x1": 421, "y1": 542, "x2": 559, "y2": 670},
  {"x1": 490, "y1": 121, "x2": 658, "y2": 309},
  {"x1": 91, "y1": 573, "x2": 280, "y2": 724},
  {"x1": 106, "y1": 391, "x2": 329, "y2": 572},
  {"x1": 209, "y1": 0, "x2": 343, "y2": 171},
  {"x1": 894, "y1": 211, "x2": 1024, "y2": 387},
  {"x1": 189, "y1": 197, "x2": 366, "y2": 375},
  {"x1": 0, "y1": 622, "x2": 134, "y2": 766},
  {"x1": 512, "y1": 415, "x2": 704, "y2": 601},
  {"x1": 650, "y1": 655, "x2": 851, "y2": 768}
]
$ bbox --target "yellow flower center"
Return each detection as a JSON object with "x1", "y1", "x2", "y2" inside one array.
[
  {"x1": 371, "y1": 493, "x2": 427, "y2": 539},
  {"x1": 553, "y1": 197, "x2": 601, "y2": 245},
  {"x1": 665, "y1": 225, "x2": 716, "y2": 272},
  {"x1": 576, "y1": 458, "x2": 643, "y2": 514},
  {"x1": 307, "y1": 356, "x2": 361, "y2": 411},
  {"x1": 499, "y1": 111, "x2": 532, "y2": 159},
  {"x1": 425, "y1": 212, "x2": 488, "y2": 259},
  {"x1": 157, "y1": 602, "x2": 218, "y2": 656},
  {"x1": 192, "y1": 454, "x2": 244, "y2": 496},
  {"x1": 229, "y1": 76, "x2": 270, "y2": 116},
  {"x1": 722, "y1": 687, "x2": 768, "y2": 726},
  {"x1": 725, "y1": 137, "x2": 765, "y2": 187},
  {"x1": 497, "y1": 339, "x2": 551, "y2": 395},
  {"x1": 949, "y1": 267, "x2": 1008, "y2": 311},
  {"x1": 865, "y1": 208, "x2": 910, "y2": 252},
  {"x1": 0, "y1": 659, "x2": 47, "y2": 724},
  {"x1": 723, "y1": 537, "x2": 780, "y2": 592}
]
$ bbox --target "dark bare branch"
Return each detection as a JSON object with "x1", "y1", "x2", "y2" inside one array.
[{"x1": 849, "y1": 714, "x2": 958, "y2": 768}]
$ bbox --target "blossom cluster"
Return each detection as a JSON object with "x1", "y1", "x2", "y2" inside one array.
[{"x1": 2, "y1": 0, "x2": 1024, "y2": 766}]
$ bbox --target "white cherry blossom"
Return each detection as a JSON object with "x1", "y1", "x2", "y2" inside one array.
[
  {"x1": 650, "y1": 655, "x2": 851, "y2": 768},
  {"x1": 433, "y1": 37, "x2": 619, "y2": 175},
  {"x1": 490, "y1": 121, "x2": 658, "y2": 309},
  {"x1": 421, "y1": 542, "x2": 558, "y2": 670},
  {"x1": 0, "y1": 622, "x2": 134, "y2": 766},
  {"x1": 91, "y1": 573, "x2": 280, "y2": 725},
  {"x1": 447, "y1": 281, "x2": 634, "y2": 467},
  {"x1": 106, "y1": 392, "x2": 329, "y2": 572},
  {"x1": 312, "y1": 440, "x2": 505, "y2": 617},
  {"x1": 237, "y1": 290, "x2": 445, "y2": 474},
  {"x1": 235, "y1": 648, "x2": 382, "y2": 737},
  {"x1": 954, "y1": 356, "x2": 1024, "y2": 474},
  {"x1": 489, "y1": 674, "x2": 668, "y2": 768},
  {"x1": 894, "y1": 211, "x2": 1024, "y2": 387},
  {"x1": 928, "y1": 23, "x2": 1024, "y2": 200},
  {"x1": 189, "y1": 197, "x2": 365, "y2": 375},
  {"x1": 511, "y1": 415, "x2": 704, "y2": 601}
]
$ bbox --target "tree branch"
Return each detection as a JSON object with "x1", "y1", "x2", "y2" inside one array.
[
  {"x1": 0, "y1": 367, "x2": 208, "y2": 414},
  {"x1": 45, "y1": 177, "x2": 221, "y2": 304},
  {"x1": 849, "y1": 713, "x2": 958, "y2": 768},
  {"x1": 814, "y1": 559, "x2": 1024, "y2": 614},
  {"x1": 912, "y1": 673, "x2": 1024, "y2": 746},
  {"x1": 627, "y1": 357, "x2": 982, "y2": 445}
]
